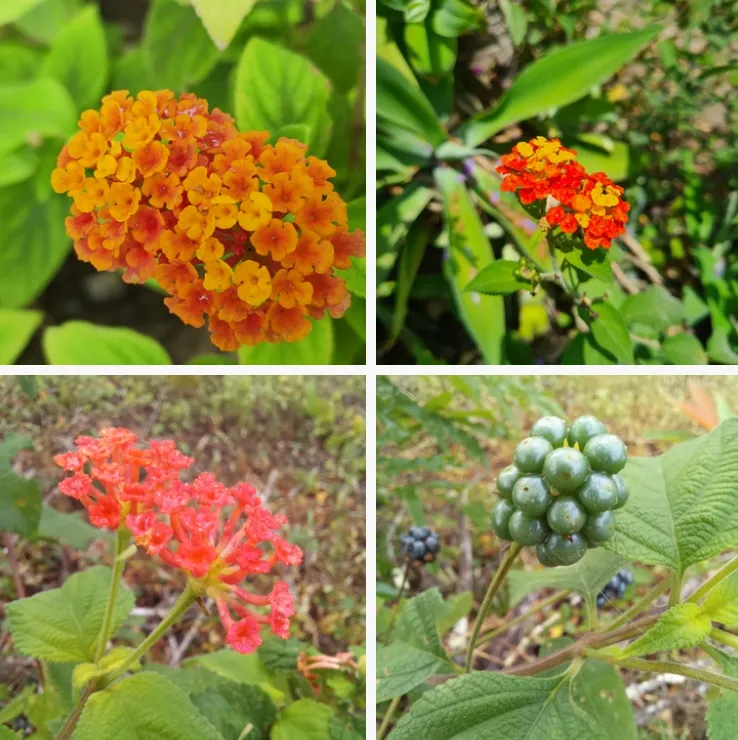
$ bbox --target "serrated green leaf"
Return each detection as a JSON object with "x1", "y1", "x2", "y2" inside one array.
[
  {"x1": 462, "y1": 27, "x2": 661, "y2": 147},
  {"x1": 435, "y1": 167, "x2": 505, "y2": 363},
  {"x1": 604, "y1": 420, "x2": 738, "y2": 574},
  {"x1": 71, "y1": 673, "x2": 224, "y2": 740},
  {"x1": 38, "y1": 504, "x2": 112, "y2": 549},
  {"x1": 508, "y1": 548, "x2": 627, "y2": 609},
  {"x1": 396, "y1": 588, "x2": 448, "y2": 657},
  {"x1": 42, "y1": 5, "x2": 108, "y2": 110},
  {"x1": 190, "y1": 0, "x2": 256, "y2": 50},
  {"x1": 43, "y1": 322, "x2": 171, "y2": 365},
  {"x1": 390, "y1": 671, "x2": 609, "y2": 739},
  {"x1": 707, "y1": 691, "x2": 738, "y2": 740},
  {"x1": 618, "y1": 603, "x2": 711, "y2": 658},
  {"x1": 270, "y1": 699, "x2": 332, "y2": 740},
  {"x1": 0, "y1": 471, "x2": 41, "y2": 537},
  {"x1": 589, "y1": 303, "x2": 634, "y2": 364},
  {"x1": 6, "y1": 566, "x2": 134, "y2": 662},
  {"x1": 464, "y1": 259, "x2": 530, "y2": 295},
  {"x1": 703, "y1": 572, "x2": 738, "y2": 627},
  {"x1": 235, "y1": 38, "x2": 332, "y2": 157},
  {"x1": 376, "y1": 641, "x2": 452, "y2": 702},
  {"x1": 257, "y1": 637, "x2": 308, "y2": 671}
]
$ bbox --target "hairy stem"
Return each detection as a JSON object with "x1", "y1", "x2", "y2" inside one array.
[
  {"x1": 709, "y1": 627, "x2": 738, "y2": 651},
  {"x1": 604, "y1": 578, "x2": 671, "y2": 632},
  {"x1": 55, "y1": 682, "x2": 97, "y2": 740},
  {"x1": 465, "y1": 543, "x2": 523, "y2": 673},
  {"x1": 384, "y1": 559, "x2": 411, "y2": 644},
  {"x1": 95, "y1": 528, "x2": 131, "y2": 663},
  {"x1": 586, "y1": 598, "x2": 598, "y2": 631},
  {"x1": 377, "y1": 695, "x2": 402, "y2": 740},
  {"x1": 669, "y1": 571, "x2": 684, "y2": 608},
  {"x1": 585, "y1": 651, "x2": 738, "y2": 693},
  {"x1": 688, "y1": 555, "x2": 738, "y2": 604}
]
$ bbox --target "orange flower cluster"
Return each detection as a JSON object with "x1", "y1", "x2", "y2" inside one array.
[
  {"x1": 51, "y1": 90, "x2": 365, "y2": 351},
  {"x1": 497, "y1": 137, "x2": 630, "y2": 250}
]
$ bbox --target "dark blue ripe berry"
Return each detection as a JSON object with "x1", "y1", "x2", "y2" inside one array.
[
  {"x1": 401, "y1": 527, "x2": 441, "y2": 564},
  {"x1": 597, "y1": 568, "x2": 633, "y2": 606}
]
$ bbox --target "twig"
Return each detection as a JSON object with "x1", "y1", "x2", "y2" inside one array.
[
  {"x1": 604, "y1": 578, "x2": 670, "y2": 632},
  {"x1": 377, "y1": 695, "x2": 402, "y2": 740},
  {"x1": 619, "y1": 233, "x2": 663, "y2": 285},
  {"x1": 611, "y1": 262, "x2": 640, "y2": 294},
  {"x1": 4, "y1": 533, "x2": 26, "y2": 599}
]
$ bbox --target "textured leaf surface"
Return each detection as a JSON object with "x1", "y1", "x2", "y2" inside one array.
[
  {"x1": 38, "y1": 504, "x2": 111, "y2": 549},
  {"x1": 6, "y1": 566, "x2": 134, "y2": 662},
  {"x1": 395, "y1": 588, "x2": 448, "y2": 657},
  {"x1": 377, "y1": 641, "x2": 452, "y2": 702},
  {"x1": 270, "y1": 699, "x2": 332, "y2": 740},
  {"x1": 508, "y1": 548, "x2": 627, "y2": 608},
  {"x1": 71, "y1": 673, "x2": 224, "y2": 740},
  {"x1": 390, "y1": 671, "x2": 608, "y2": 739},
  {"x1": 605, "y1": 420, "x2": 738, "y2": 573},
  {"x1": 707, "y1": 692, "x2": 738, "y2": 740},
  {"x1": 619, "y1": 603, "x2": 711, "y2": 658},
  {"x1": 703, "y1": 572, "x2": 738, "y2": 627}
]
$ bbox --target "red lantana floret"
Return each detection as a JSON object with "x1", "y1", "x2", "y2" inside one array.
[
  {"x1": 54, "y1": 427, "x2": 302, "y2": 654},
  {"x1": 496, "y1": 137, "x2": 630, "y2": 250}
]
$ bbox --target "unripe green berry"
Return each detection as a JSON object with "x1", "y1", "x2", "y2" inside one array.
[
  {"x1": 576, "y1": 472, "x2": 618, "y2": 513},
  {"x1": 491, "y1": 500, "x2": 515, "y2": 541},
  {"x1": 509, "y1": 511, "x2": 550, "y2": 546},
  {"x1": 547, "y1": 496, "x2": 587, "y2": 535},
  {"x1": 568, "y1": 415, "x2": 607, "y2": 449},
  {"x1": 512, "y1": 475, "x2": 552, "y2": 517},
  {"x1": 545, "y1": 533, "x2": 588, "y2": 566},
  {"x1": 497, "y1": 465, "x2": 521, "y2": 501},
  {"x1": 582, "y1": 510, "x2": 616, "y2": 544},
  {"x1": 536, "y1": 541, "x2": 558, "y2": 568},
  {"x1": 531, "y1": 416, "x2": 568, "y2": 448},
  {"x1": 612, "y1": 473, "x2": 630, "y2": 510},
  {"x1": 542, "y1": 448, "x2": 591, "y2": 492},
  {"x1": 514, "y1": 437, "x2": 554, "y2": 474},
  {"x1": 584, "y1": 434, "x2": 628, "y2": 474}
]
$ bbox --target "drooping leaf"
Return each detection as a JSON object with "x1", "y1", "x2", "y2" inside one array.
[
  {"x1": 462, "y1": 27, "x2": 661, "y2": 147},
  {"x1": 0, "y1": 309, "x2": 42, "y2": 363},
  {"x1": 604, "y1": 419, "x2": 738, "y2": 574},
  {"x1": 71, "y1": 673, "x2": 224, "y2": 740},
  {"x1": 43, "y1": 322, "x2": 171, "y2": 365},
  {"x1": 190, "y1": 0, "x2": 256, "y2": 50},
  {"x1": 390, "y1": 671, "x2": 609, "y2": 739},
  {"x1": 6, "y1": 566, "x2": 134, "y2": 662}
]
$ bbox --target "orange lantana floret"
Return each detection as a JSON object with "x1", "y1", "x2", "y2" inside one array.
[
  {"x1": 53, "y1": 90, "x2": 365, "y2": 351},
  {"x1": 496, "y1": 136, "x2": 630, "y2": 250}
]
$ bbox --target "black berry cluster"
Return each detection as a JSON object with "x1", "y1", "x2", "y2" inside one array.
[
  {"x1": 400, "y1": 527, "x2": 441, "y2": 564},
  {"x1": 597, "y1": 569, "x2": 634, "y2": 607},
  {"x1": 491, "y1": 415, "x2": 629, "y2": 568}
]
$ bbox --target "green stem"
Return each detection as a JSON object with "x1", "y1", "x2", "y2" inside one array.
[
  {"x1": 108, "y1": 585, "x2": 197, "y2": 681},
  {"x1": 710, "y1": 627, "x2": 738, "y2": 651},
  {"x1": 55, "y1": 682, "x2": 97, "y2": 740},
  {"x1": 451, "y1": 589, "x2": 570, "y2": 657},
  {"x1": 604, "y1": 578, "x2": 671, "y2": 632},
  {"x1": 465, "y1": 542, "x2": 522, "y2": 673},
  {"x1": 585, "y1": 650, "x2": 738, "y2": 693},
  {"x1": 586, "y1": 598, "x2": 598, "y2": 631},
  {"x1": 384, "y1": 559, "x2": 411, "y2": 644},
  {"x1": 377, "y1": 695, "x2": 402, "y2": 740},
  {"x1": 688, "y1": 556, "x2": 738, "y2": 604},
  {"x1": 95, "y1": 528, "x2": 131, "y2": 663},
  {"x1": 669, "y1": 571, "x2": 683, "y2": 608}
]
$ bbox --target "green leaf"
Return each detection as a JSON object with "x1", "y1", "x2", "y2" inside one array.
[
  {"x1": 435, "y1": 591, "x2": 473, "y2": 634},
  {"x1": 589, "y1": 303, "x2": 634, "y2": 364},
  {"x1": 0, "y1": 173, "x2": 71, "y2": 309},
  {"x1": 191, "y1": 676, "x2": 276, "y2": 740},
  {"x1": 462, "y1": 26, "x2": 661, "y2": 147},
  {"x1": 270, "y1": 699, "x2": 332, "y2": 740},
  {"x1": 499, "y1": 0, "x2": 527, "y2": 45},
  {"x1": 661, "y1": 333, "x2": 707, "y2": 365},
  {"x1": 390, "y1": 671, "x2": 608, "y2": 739},
  {"x1": 707, "y1": 691, "x2": 738, "y2": 740},
  {"x1": 0, "y1": 0, "x2": 46, "y2": 25},
  {"x1": 305, "y1": 2, "x2": 363, "y2": 93},
  {"x1": 0, "y1": 433, "x2": 33, "y2": 469},
  {"x1": 395, "y1": 588, "x2": 449, "y2": 656},
  {"x1": 235, "y1": 37, "x2": 332, "y2": 157},
  {"x1": 559, "y1": 245, "x2": 613, "y2": 284},
  {"x1": 566, "y1": 134, "x2": 630, "y2": 182},
  {"x1": 112, "y1": 48, "x2": 156, "y2": 96},
  {"x1": 142, "y1": 0, "x2": 220, "y2": 92},
  {"x1": 6, "y1": 566, "x2": 134, "y2": 662},
  {"x1": 377, "y1": 57, "x2": 447, "y2": 146},
  {"x1": 404, "y1": 0, "x2": 431, "y2": 23},
  {"x1": 618, "y1": 603, "x2": 712, "y2": 658},
  {"x1": 190, "y1": 0, "x2": 256, "y2": 50},
  {"x1": 0, "y1": 309, "x2": 42, "y2": 363},
  {"x1": 0, "y1": 78, "x2": 76, "y2": 157},
  {"x1": 238, "y1": 316, "x2": 334, "y2": 365},
  {"x1": 435, "y1": 167, "x2": 505, "y2": 363},
  {"x1": 43, "y1": 322, "x2": 171, "y2": 365},
  {"x1": 707, "y1": 330, "x2": 738, "y2": 365},
  {"x1": 376, "y1": 641, "x2": 452, "y2": 702},
  {"x1": 0, "y1": 727, "x2": 18, "y2": 740},
  {"x1": 38, "y1": 504, "x2": 112, "y2": 549},
  {"x1": 508, "y1": 548, "x2": 627, "y2": 609},
  {"x1": 390, "y1": 221, "x2": 430, "y2": 344},
  {"x1": 405, "y1": 21, "x2": 457, "y2": 77},
  {"x1": 71, "y1": 673, "x2": 224, "y2": 740},
  {"x1": 0, "y1": 471, "x2": 41, "y2": 537},
  {"x1": 605, "y1": 420, "x2": 738, "y2": 574},
  {"x1": 0, "y1": 146, "x2": 39, "y2": 187},
  {"x1": 13, "y1": 0, "x2": 84, "y2": 44},
  {"x1": 702, "y1": 572, "x2": 738, "y2": 627},
  {"x1": 464, "y1": 259, "x2": 530, "y2": 295},
  {"x1": 620, "y1": 285, "x2": 683, "y2": 333},
  {"x1": 430, "y1": 0, "x2": 484, "y2": 38},
  {"x1": 0, "y1": 44, "x2": 41, "y2": 84},
  {"x1": 257, "y1": 637, "x2": 309, "y2": 672},
  {"x1": 41, "y1": 5, "x2": 108, "y2": 110}
]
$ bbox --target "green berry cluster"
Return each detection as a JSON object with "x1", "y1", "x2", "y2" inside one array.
[{"x1": 491, "y1": 415, "x2": 629, "y2": 568}]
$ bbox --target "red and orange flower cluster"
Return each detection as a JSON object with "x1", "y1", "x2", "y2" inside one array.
[
  {"x1": 496, "y1": 137, "x2": 630, "y2": 250},
  {"x1": 54, "y1": 427, "x2": 303, "y2": 654},
  {"x1": 51, "y1": 90, "x2": 365, "y2": 351}
]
